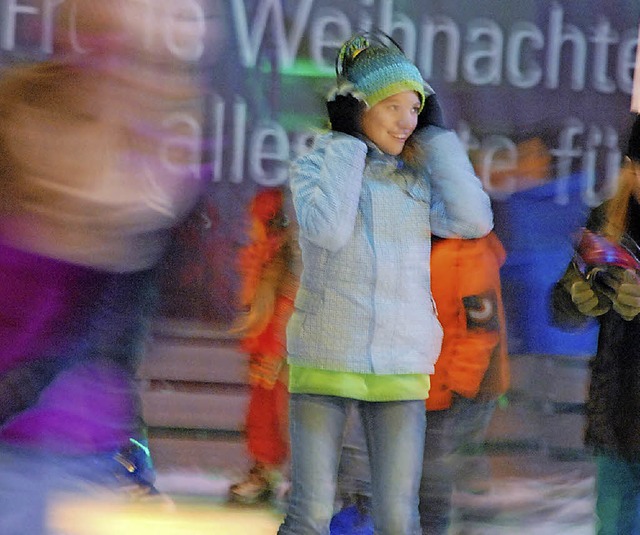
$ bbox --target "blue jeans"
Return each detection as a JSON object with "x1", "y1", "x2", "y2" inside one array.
[
  {"x1": 595, "y1": 454, "x2": 640, "y2": 535},
  {"x1": 278, "y1": 394, "x2": 426, "y2": 535},
  {"x1": 419, "y1": 396, "x2": 497, "y2": 535}
]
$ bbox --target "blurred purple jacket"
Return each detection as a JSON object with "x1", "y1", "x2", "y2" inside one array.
[{"x1": 0, "y1": 241, "x2": 138, "y2": 454}]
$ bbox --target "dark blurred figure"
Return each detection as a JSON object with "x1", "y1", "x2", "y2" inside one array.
[
  {"x1": 419, "y1": 232, "x2": 509, "y2": 534},
  {"x1": 0, "y1": 2, "x2": 203, "y2": 533},
  {"x1": 551, "y1": 114, "x2": 640, "y2": 535}
]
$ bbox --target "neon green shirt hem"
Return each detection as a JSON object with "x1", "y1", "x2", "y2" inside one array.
[{"x1": 288, "y1": 364, "x2": 430, "y2": 402}]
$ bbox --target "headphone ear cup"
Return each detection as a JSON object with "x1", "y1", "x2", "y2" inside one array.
[
  {"x1": 326, "y1": 94, "x2": 365, "y2": 138},
  {"x1": 416, "y1": 94, "x2": 446, "y2": 131}
]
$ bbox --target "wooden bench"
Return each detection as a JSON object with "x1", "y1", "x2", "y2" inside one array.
[{"x1": 139, "y1": 323, "x2": 595, "y2": 479}]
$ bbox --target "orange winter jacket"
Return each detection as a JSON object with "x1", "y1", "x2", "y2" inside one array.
[{"x1": 426, "y1": 232, "x2": 510, "y2": 411}]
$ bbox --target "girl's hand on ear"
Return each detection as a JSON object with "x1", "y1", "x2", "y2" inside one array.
[{"x1": 326, "y1": 94, "x2": 365, "y2": 138}]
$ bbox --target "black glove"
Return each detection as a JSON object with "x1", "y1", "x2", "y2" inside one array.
[
  {"x1": 326, "y1": 94, "x2": 365, "y2": 138},
  {"x1": 416, "y1": 93, "x2": 446, "y2": 130}
]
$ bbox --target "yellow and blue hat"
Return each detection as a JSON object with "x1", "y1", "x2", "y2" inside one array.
[{"x1": 335, "y1": 33, "x2": 428, "y2": 112}]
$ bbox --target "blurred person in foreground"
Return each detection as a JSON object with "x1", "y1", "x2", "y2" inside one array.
[
  {"x1": 228, "y1": 187, "x2": 298, "y2": 505},
  {"x1": 0, "y1": 2, "x2": 203, "y2": 534},
  {"x1": 551, "y1": 114, "x2": 640, "y2": 535}
]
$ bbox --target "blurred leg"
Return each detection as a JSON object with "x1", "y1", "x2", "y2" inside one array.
[
  {"x1": 274, "y1": 378, "x2": 290, "y2": 463},
  {"x1": 419, "y1": 409, "x2": 451, "y2": 535},
  {"x1": 596, "y1": 455, "x2": 640, "y2": 535},
  {"x1": 247, "y1": 383, "x2": 288, "y2": 466},
  {"x1": 419, "y1": 396, "x2": 497, "y2": 534},
  {"x1": 0, "y1": 446, "x2": 127, "y2": 535},
  {"x1": 231, "y1": 382, "x2": 289, "y2": 504},
  {"x1": 448, "y1": 397, "x2": 497, "y2": 491}
]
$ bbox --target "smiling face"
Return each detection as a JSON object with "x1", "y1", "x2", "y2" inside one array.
[{"x1": 361, "y1": 90, "x2": 421, "y2": 156}]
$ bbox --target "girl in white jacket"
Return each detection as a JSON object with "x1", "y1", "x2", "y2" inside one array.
[{"x1": 278, "y1": 32, "x2": 493, "y2": 535}]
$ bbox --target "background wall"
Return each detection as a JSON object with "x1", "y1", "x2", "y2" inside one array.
[{"x1": 1, "y1": 0, "x2": 638, "y2": 355}]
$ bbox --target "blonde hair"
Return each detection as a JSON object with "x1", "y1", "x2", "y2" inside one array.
[{"x1": 602, "y1": 159, "x2": 637, "y2": 242}]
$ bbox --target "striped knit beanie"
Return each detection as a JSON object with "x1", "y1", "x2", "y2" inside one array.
[{"x1": 335, "y1": 33, "x2": 427, "y2": 112}]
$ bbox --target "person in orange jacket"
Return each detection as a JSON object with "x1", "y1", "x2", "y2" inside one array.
[
  {"x1": 229, "y1": 187, "x2": 298, "y2": 505},
  {"x1": 419, "y1": 231, "x2": 510, "y2": 534}
]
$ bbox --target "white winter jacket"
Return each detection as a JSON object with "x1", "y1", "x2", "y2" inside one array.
[{"x1": 286, "y1": 126, "x2": 493, "y2": 375}]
